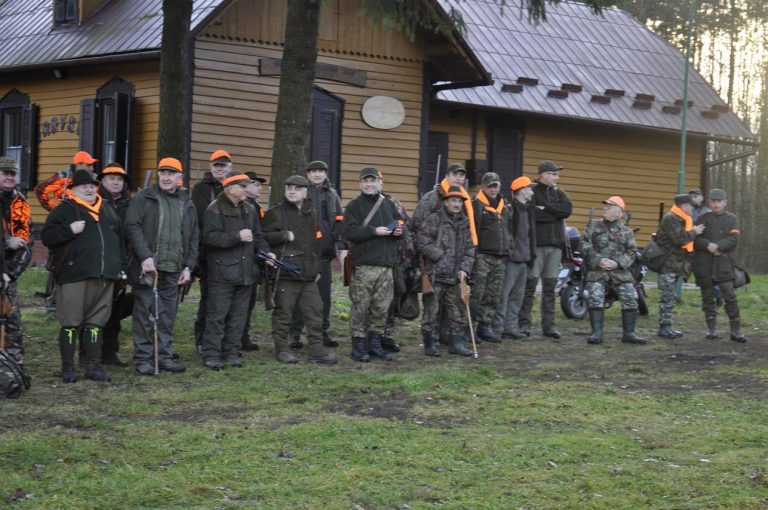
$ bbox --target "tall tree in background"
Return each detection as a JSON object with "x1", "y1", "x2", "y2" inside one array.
[
  {"x1": 268, "y1": 0, "x2": 616, "y2": 205},
  {"x1": 158, "y1": 0, "x2": 193, "y2": 174}
]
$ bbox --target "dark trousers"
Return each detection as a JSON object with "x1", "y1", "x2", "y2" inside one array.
[
  {"x1": 132, "y1": 271, "x2": 180, "y2": 365},
  {"x1": 194, "y1": 259, "x2": 209, "y2": 347},
  {"x1": 203, "y1": 282, "x2": 252, "y2": 362},
  {"x1": 102, "y1": 289, "x2": 133, "y2": 356},
  {"x1": 241, "y1": 283, "x2": 260, "y2": 343},
  {"x1": 273, "y1": 279, "x2": 323, "y2": 354},
  {"x1": 700, "y1": 279, "x2": 739, "y2": 320},
  {"x1": 290, "y1": 259, "x2": 332, "y2": 336}
]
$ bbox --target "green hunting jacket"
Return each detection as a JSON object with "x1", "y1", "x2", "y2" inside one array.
[{"x1": 693, "y1": 210, "x2": 740, "y2": 284}]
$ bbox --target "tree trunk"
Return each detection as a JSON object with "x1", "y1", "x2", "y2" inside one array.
[
  {"x1": 269, "y1": 0, "x2": 321, "y2": 206},
  {"x1": 157, "y1": 0, "x2": 193, "y2": 176}
]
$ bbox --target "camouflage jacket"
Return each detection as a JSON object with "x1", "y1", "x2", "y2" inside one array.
[
  {"x1": 656, "y1": 210, "x2": 696, "y2": 274},
  {"x1": 415, "y1": 208, "x2": 475, "y2": 285},
  {"x1": 581, "y1": 218, "x2": 637, "y2": 284}
]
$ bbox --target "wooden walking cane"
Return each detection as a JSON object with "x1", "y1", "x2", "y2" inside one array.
[
  {"x1": 152, "y1": 271, "x2": 160, "y2": 376},
  {"x1": 460, "y1": 279, "x2": 478, "y2": 359}
]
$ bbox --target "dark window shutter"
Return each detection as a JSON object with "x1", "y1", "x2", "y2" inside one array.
[
  {"x1": 113, "y1": 91, "x2": 133, "y2": 174},
  {"x1": 487, "y1": 118, "x2": 524, "y2": 199},
  {"x1": 20, "y1": 103, "x2": 38, "y2": 190},
  {"x1": 309, "y1": 89, "x2": 344, "y2": 194},
  {"x1": 79, "y1": 98, "x2": 96, "y2": 155}
]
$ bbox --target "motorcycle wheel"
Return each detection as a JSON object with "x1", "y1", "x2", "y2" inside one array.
[{"x1": 560, "y1": 284, "x2": 587, "y2": 320}]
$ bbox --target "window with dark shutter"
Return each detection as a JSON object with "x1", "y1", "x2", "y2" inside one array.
[
  {"x1": 0, "y1": 90, "x2": 37, "y2": 190},
  {"x1": 54, "y1": 0, "x2": 78, "y2": 25},
  {"x1": 308, "y1": 88, "x2": 344, "y2": 195},
  {"x1": 80, "y1": 77, "x2": 135, "y2": 174},
  {"x1": 487, "y1": 117, "x2": 524, "y2": 199}
]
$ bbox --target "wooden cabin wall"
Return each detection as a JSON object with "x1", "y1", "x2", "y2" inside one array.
[{"x1": 0, "y1": 61, "x2": 160, "y2": 223}]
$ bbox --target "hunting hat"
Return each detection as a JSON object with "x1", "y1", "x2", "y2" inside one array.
[
  {"x1": 210, "y1": 149, "x2": 232, "y2": 163},
  {"x1": 689, "y1": 188, "x2": 703, "y2": 196},
  {"x1": 284, "y1": 174, "x2": 309, "y2": 187},
  {"x1": 245, "y1": 171, "x2": 266, "y2": 183},
  {"x1": 158, "y1": 157, "x2": 183, "y2": 173},
  {"x1": 0, "y1": 156, "x2": 18, "y2": 172},
  {"x1": 222, "y1": 171, "x2": 253, "y2": 187},
  {"x1": 305, "y1": 160, "x2": 328, "y2": 172},
  {"x1": 538, "y1": 160, "x2": 563, "y2": 173},
  {"x1": 481, "y1": 172, "x2": 501, "y2": 186},
  {"x1": 444, "y1": 186, "x2": 465, "y2": 200},
  {"x1": 602, "y1": 195, "x2": 625, "y2": 210},
  {"x1": 709, "y1": 188, "x2": 727, "y2": 201},
  {"x1": 100, "y1": 162, "x2": 127, "y2": 179},
  {"x1": 72, "y1": 151, "x2": 98, "y2": 165},
  {"x1": 511, "y1": 175, "x2": 537, "y2": 191},
  {"x1": 446, "y1": 162, "x2": 466, "y2": 175},
  {"x1": 359, "y1": 167, "x2": 381, "y2": 179},
  {"x1": 71, "y1": 169, "x2": 98, "y2": 187},
  {"x1": 674, "y1": 194, "x2": 693, "y2": 206}
]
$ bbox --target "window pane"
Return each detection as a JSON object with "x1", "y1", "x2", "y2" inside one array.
[
  {"x1": 2, "y1": 110, "x2": 22, "y2": 184},
  {"x1": 66, "y1": 0, "x2": 77, "y2": 21},
  {"x1": 101, "y1": 101, "x2": 116, "y2": 163}
]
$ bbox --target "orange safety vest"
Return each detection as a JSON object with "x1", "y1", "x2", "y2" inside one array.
[{"x1": 2, "y1": 192, "x2": 31, "y2": 242}]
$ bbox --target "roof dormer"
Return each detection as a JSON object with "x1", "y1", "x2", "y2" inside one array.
[{"x1": 53, "y1": 0, "x2": 107, "y2": 27}]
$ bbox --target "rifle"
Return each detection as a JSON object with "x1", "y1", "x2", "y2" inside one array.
[
  {"x1": 256, "y1": 250, "x2": 300, "y2": 275},
  {"x1": 433, "y1": 154, "x2": 442, "y2": 188},
  {"x1": 178, "y1": 277, "x2": 194, "y2": 304},
  {"x1": 142, "y1": 169, "x2": 152, "y2": 190},
  {"x1": 418, "y1": 256, "x2": 434, "y2": 295}
]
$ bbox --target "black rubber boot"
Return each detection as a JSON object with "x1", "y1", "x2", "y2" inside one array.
[
  {"x1": 729, "y1": 319, "x2": 747, "y2": 343},
  {"x1": 422, "y1": 331, "x2": 440, "y2": 357},
  {"x1": 380, "y1": 335, "x2": 401, "y2": 352},
  {"x1": 58, "y1": 327, "x2": 79, "y2": 383},
  {"x1": 658, "y1": 324, "x2": 683, "y2": 339},
  {"x1": 587, "y1": 309, "x2": 604, "y2": 344},
  {"x1": 241, "y1": 336, "x2": 260, "y2": 351},
  {"x1": 322, "y1": 333, "x2": 339, "y2": 348},
  {"x1": 620, "y1": 309, "x2": 646, "y2": 344},
  {"x1": 518, "y1": 277, "x2": 538, "y2": 336},
  {"x1": 705, "y1": 316, "x2": 720, "y2": 339},
  {"x1": 350, "y1": 336, "x2": 370, "y2": 362},
  {"x1": 367, "y1": 331, "x2": 393, "y2": 360},
  {"x1": 82, "y1": 326, "x2": 111, "y2": 382},
  {"x1": 477, "y1": 323, "x2": 500, "y2": 343},
  {"x1": 448, "y1": 334, "x2": 473, "y2": 356}
]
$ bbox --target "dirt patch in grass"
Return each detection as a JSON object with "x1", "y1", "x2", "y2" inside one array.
[{"x1": 325, "y1": 388, "x2": 418, "y2": 422}]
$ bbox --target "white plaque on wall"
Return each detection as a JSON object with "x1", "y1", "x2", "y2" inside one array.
[{"x1": 361, "y1": 96, "x2": 405, "y2": 129}]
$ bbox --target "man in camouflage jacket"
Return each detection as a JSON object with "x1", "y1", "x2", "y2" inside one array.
[{"x1": 581, "y1": 196, "x2": 644, "y2": 345}]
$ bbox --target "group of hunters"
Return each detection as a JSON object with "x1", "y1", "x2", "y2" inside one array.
[{"x1": 0, "y1": 150, "x2": 749, "y2": 383}]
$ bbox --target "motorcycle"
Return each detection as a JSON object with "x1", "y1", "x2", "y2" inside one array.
[{"x1": 557, "y1": 226, "x2": 649, "y2": 319}]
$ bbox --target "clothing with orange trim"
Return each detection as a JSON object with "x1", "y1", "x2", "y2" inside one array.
[
  {"x1": 34, "y1": 170, "x2": 73, "y2": 212},
  {"x1": 262, "y1": 198, "x2": 322, "y2": 282},
  {"x1": 410, "y1": 179, "x2": 478, "y2": 246},
  {"x1": 656, "y1": 205, "x2": 697, "y2": 274},
  {"x1": 0, "y1": 188, "x2": 31, "y2": 243},
  {"x1": 471, "y1": 191, "x2": 511, "y2": 256},
  {"x1": 693, "y1": 209, "x2": 741, "y2": 284},
  {"x1": 307, "y1": 177, "x2": 346, "y2": 260}
]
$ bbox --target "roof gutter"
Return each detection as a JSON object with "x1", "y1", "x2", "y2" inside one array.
[
  {"x1": 433, "y1": 79, "x2": 495, "y2": 94},
  {"x1": 0, "y1": 50, "x2": 161, "y2": 75},
  {"x1": 428, "y1": 0, "x2": 491, "y2": 86}
]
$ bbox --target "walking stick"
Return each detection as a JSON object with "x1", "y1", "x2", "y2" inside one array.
[
  {"x1": 0, "y1": 289, "x2": 9, "y2": 351},
  {"x1": 460, "y1": 280, "x2": 478, "y2": 359},
  {"x1": 151, "y1": 271, "x2": 160, "y2": 376}
]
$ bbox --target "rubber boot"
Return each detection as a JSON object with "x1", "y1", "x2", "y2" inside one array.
[
  {"x1": 380, "y1": 335, "x2": 401, "y2": 352},
  {"x1": 729, "y1": 318, "x2": 747, "y2": 343},
  {"x1": 620, "y1": 309, "x2": 646, "y2": 344},
  {"x1": 367, "y1": 331, "x2": 393, "y2": 361},
  {"x1": 448, "y1": 333, "x2": 473, "y2": 356},
  {"x1": 658, "y1": 324, "x2": 683, "y2": 339},
  {"x1": 350, "y1": 336, "x2": 370, "y2": 362},
  {"x1": 477, "y1": 323, "x2": 500, "y2": 343},
  {"x1": 705, "y1": 316, "x2": 720, "y2": 339},
  {"x1": 587, "y1": 309, "x2": 604, "y2": 344},
  {"x1": 518, "y1": 277, "x2": 537, "y2": 336},
  {"x1": 541, "y1": 278, "x2": 561, "y2": 338},
  {"x1": 58, "y1": 327, "x2": 79, "y2": 383},
  {"x1": 82, "y1": 325, "x2": 111, "y2": 382},
  {"x1": 422, "y1": 331, "x2": 440, "y2": 357}
]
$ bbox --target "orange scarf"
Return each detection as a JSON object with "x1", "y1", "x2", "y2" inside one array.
[
  {"x1": 670, "y1": 205, "x2": 694, "y2": 252},
  {"x1": 72, "y1": 194, "x2": 103, "y2": 222},
  {"x1": 440, "y1": 179, "x2": 478, "y2": 245},
  {"x1": 475, "y1": 190, "x2": 505, "y2": 216}
]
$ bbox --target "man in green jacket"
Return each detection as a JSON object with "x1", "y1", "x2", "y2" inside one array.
[
  {"x1": 42, "y1": 170, "x2": 124, "y2": 383},
  {"x1": 693, "y1": 189, "x2": 746, "y2": 342},
  {"x1": 262, "y1": 175, "x2": 337, "y2": 365},
  {"x1": 125, "y1": 158, "x2": 198, "y2": 375}
]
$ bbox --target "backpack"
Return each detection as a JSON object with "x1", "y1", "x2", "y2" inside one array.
[
  {"x1": 640, "y1": 240, "x2": 670, "y2": 273},
  {"x1": 0, "y1": 347, "x2": 31, "y2": 399}
]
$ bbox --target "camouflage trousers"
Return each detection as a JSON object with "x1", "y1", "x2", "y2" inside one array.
[
  {"x1": 470, "y1": 253, "x2": 506, "y2": 325},
  {"x1": 586, "y1": 281, "x2": 637, "y2": 309},
  {"x1": 3, "y1": 279, "x2": 22, "y2": 343},
  {"x1": 349, "y1": 265, "x2": 393, "y2": 338},
  {"x1": 657, "y1": 272, "x2": 679, "y2": 325},
  {"x1": 421, "y1": 282, "x2": 467, "y2": 337}
]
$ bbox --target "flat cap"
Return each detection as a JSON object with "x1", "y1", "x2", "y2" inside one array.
[
  {"x1": 359, "y1": 167, "x2": 381, "y2": 179},
  {"x1": 245, "y1": 171, "x2": 266, "y2": 183},
  {"x1": 689, "y1": 188, "x2": 703, "y2": 196},
  {"x1": 709, "y1": 188, "x2": 727, "y2": 201},
  {"x1": 285, "y1": 174, "x2": 309, "y2": 187},
  {"x1": 538, "y1": 160, "x2": 563, "y2": 173},
  {"x1": 674, "y1": 194, "x2": 693, "y2": 206},
  {"x1": 481, "y1": 172, "x2": 501, "y2": 186},
  {"x1": 306, "y1": 160, "x2": 328, "y2": 172}
]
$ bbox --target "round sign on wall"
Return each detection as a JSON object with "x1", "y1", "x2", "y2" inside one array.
[{"x1": 361, "y1": 96, "x2": 406, "y2": 129}]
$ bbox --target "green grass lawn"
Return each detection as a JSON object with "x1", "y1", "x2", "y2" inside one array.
[{"x1": 3, "y1": 268, "x2": 767, "y2": 509}]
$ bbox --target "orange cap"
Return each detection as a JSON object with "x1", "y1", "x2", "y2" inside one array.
[
  {"x1": 72, "y1": 151, "x2": 98, "y2": 165},
  {"x1": 158, "y1": 157, "x2": 183, "y2": 173},
  {"x1": 210, "y1": 149, "x2": 232, "y2": 162},
  {"x1": 101, "y1": 163, "x2": 127, "y2": 177},
  {"x1": 511, "y1": 176, "x2": 536, "y2": 191},
  {"x1": 602, "y1": 195, "x2": 625, "y2": 210}
]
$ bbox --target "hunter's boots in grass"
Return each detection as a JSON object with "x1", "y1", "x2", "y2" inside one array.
[
  {"x1": 729, "y1": 318, "x2": 748, "y2": 343},
  {"x1": 541, "y1": 278, "x2": 561, "y2": 339},
  {"x1": 587, "y1": 309, "x2": 604, "y2": 344},
  {"x1": 350, "y1": 336, "x2": 370, "y2": 362},
  {"x1": 448, "y1": 333, "x2": 473, "y2": 356},
  {"x1": 658, "y1": 323, "x2": 683, "y2": 339},
  {"x1": 58, "y1": 327, "x2": 79, "y2": 383},
  {"x1": 82, "y1": 325, "x2": 111, "y2": 382},
  {"x1": 620, "y1": 309, "x2": 646, "y2": 344},
  {"x1": 518, "y1": 277, "x2": 538, "y2": 336},
  {"x1": 422, "y1": 331, "x2": 440, "y2": 357},
  {"x1": 477, "y1": 323, "x2": 500, "y2": 343},
  {"x1": 705, "y1": 316, "x2": 720, "y2": 339},
  {"x1": 367, "y1": 331, "x2": 393, "y2": 361}
]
